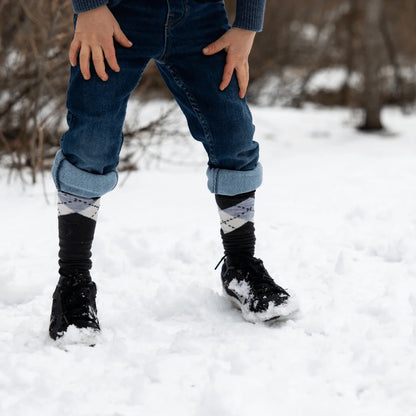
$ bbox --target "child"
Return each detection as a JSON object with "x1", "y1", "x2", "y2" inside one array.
[{"x1": 49, "y1": 0, "x2": 298, "y2": 340}]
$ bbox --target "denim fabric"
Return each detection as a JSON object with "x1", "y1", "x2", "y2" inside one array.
[
  {"x1": 53, "y1": 0, "x2": 262, "y2": 198},
  {"x1": 52, "y1": 150, "x2": 118, "y2": 198},
  {"x1": 207, "y1": 162, "x2": 262, "y2": 195}
]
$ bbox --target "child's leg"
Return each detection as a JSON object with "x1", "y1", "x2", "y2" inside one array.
[
  {"x1": 155, "y1": 0, "x2": 298, "y2": 321},
  {"x1": 49, "y1": 0, "x2": 167, "y2": 339}
]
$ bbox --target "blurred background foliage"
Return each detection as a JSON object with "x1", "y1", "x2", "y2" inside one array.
[{"x1": 1, "y1": 0, "x2": 415, "y2": 181}]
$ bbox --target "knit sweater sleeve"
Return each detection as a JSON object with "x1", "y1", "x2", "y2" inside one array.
[
  {"x1": 71, "y1": 0, "x2": 108, "y2": 14},
  {"x1": 233, "y1": 0, "x2": 267, "y2": 32}
]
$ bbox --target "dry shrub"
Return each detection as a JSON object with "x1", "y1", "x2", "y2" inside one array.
[
  {"x1": 0, "y1": 0, "x2": 73, "y2": 182},
  {"x1": 250, "y1": 0, "x2": 416, "y2": 109}
]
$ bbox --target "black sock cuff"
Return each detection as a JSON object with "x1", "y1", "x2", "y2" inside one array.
[{"x1": 58, "y1": 213, "x2": 97, "y2": 241}]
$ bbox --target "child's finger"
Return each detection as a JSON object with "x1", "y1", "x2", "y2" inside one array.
[
  {"x1": 219, "y1": 61, "x2": 235, "y2": 91},
  {"x1": 92, "y1": 46, "x2": 108, "y2": 81},
  {"x1": 113, "y1": 25, "x2": 133, "y2": 48},
  {"x1": 103, "y1": 41, "x2": 120, "y2": 73},
  {"x1": 236, "y1": 64, "x2": 249, "y2": 98},
  {"x1": 79, "y1": 44, "x2": 92, "y2": 80},
  {"x1": 203, "y1": 37, "x2": 228, "y2": 55},
  {"x1": 69, "y1": 38, "x2": 81, "y2": 66}
]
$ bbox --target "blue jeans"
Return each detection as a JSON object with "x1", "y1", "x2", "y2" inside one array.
[{"x1": 52, "y1": 0, "x2": 262, "y2": 198}]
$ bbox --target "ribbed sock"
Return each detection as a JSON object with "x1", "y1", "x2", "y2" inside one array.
[
  {"x1": 57, "y1": 191, "x2": 100, "y2": 278},
  {"x1": 215, "y1": 191, "x2": 256, "y2": 266}
]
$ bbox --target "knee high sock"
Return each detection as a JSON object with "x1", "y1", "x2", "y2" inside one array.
[
  {"x1": 215, "y1": 191, "x2": 256, "y2": 265},
  {"x1": 57, "y1": 191, "x2": 100, "y2": 278}
]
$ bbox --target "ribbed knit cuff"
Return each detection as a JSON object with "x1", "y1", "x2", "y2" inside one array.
[
  {"x1": 71, "y1": 0, "x2": 108, "y2": 14},
  {"x1": 233, "y1": 0, "x2": 267, "y2": 32}
]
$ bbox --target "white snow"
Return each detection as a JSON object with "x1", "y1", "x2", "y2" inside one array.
[
  {"x1": 306, "y1": 67, "x2": 362, "y2": 93},
  {"x1": 228, "y1": 279, "x2": 252, "y2": 300},
  {"x1": 54, "y1": 326, "x2": 101, "y2": 349},
  {"x1": 1, "y1": 105, "x2": 416, "y2": 416}
]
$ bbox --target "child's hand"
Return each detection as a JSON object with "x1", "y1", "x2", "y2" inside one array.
[
  {"x1": 203, "y1": 27, "x2": 256, "y2": 99},
  {"x1": 69, "y1": 5, "x2": 133, "y2": 81}
]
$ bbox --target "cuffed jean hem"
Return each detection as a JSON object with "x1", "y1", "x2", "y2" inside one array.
[
  {"x1": 206, "y1": 163, "x2": 263, "y2": 196},
  {"x1": 51, "y1": 150, "x2": 118, "y2": 198}
]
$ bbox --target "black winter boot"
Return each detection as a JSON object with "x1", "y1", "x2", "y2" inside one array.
[
  {"x1": 49, "y1": 272, "x2": 100, "y2": 340},
  {"x1": 49, "y1": 192, "x2": 101, "y2": 340},
  {"x1": 219, "y1": 256, "x2": 298, "y2": 323}
]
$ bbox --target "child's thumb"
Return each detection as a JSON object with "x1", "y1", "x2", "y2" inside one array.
[{"x1": 114, "y1": 26, "x2": 133, "y2": 47}]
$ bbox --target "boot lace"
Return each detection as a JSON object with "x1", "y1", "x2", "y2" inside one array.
[{"x1": 244, "y1": 258, "x2": 287, "y2": 297}]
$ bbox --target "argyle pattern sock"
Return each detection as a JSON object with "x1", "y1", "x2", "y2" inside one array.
[
  {"x1": 57, "y1": 192, "x2": 100, "y2": 278},
  {"x1": 57, "y1": 191, "x2": 100, "y2": 220},
  {"x1": 215, "y1": 191, "x2": 256, "y2": 265}
]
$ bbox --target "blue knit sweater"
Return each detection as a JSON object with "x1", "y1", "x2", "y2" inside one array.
[{"x1": 71, "y1": 0, "x2": 267, "y2": 32}]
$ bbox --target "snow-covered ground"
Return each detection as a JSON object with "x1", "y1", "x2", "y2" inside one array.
[{"x1": 1, "y1": 106, "x2": 416, "y2": 416}]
